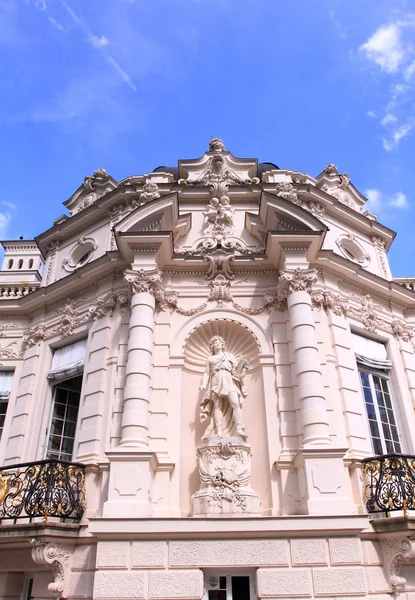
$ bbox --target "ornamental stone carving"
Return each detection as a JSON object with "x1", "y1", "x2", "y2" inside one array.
[
  {"x1": 192, "y1": 334, "x2": 261, "y2": 516},
  {"x1": 391, "y1": 319, "x2": 414, "y2": 343},
  {"x1": 312, "y1": 289, "x2": 348, "y2": 317},
  {"x1": 203, "y1": 195, "x2": 235, "y2": 237},
  {"x1": 275, "y1": 182, "x2": 301, "y2": 205},
  {"x1": 199, "y1": 335, "x2": 248, "y2": 439},
  {"x1": 139, "y1": 180, "x2": 161, "y2": 202},
  {"x1": 209, "y1": 138, "x2": 226, "y2": 153},
  {"x1": 23, "y1": 324, "x2": 47, "y2": 348},
  {"x1": 276, "y1": 268, "x2": 318, "y2": 301},
  {"x1": 0, "y1": 341, "x2": 24, "y2": 358},
  {"x1": 88, "y1": 291, "x2": 129, "y2": 320},
  {"x1": 124, "y1": 269, "x2": 165, "y2": 309},
  {"x1": 31, "y1": 541, "x2": 73, "y2": 598},
  {"x1": 307, "y1": 201, "x2": 325, "y2": 216},
  {"x1": 349, "y1": 294, "x2": 380, "y2": 333},
  {"x1": 324, "y1": 163, "x2": 339, "y2": 176},
  {"x1": 381, "y1": 536, "x2": 415, "y2": 590}
]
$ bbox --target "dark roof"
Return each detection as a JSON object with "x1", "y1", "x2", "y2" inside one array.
[{"x1": 153, "y1": 166, "x2": 180, "y2": 180}]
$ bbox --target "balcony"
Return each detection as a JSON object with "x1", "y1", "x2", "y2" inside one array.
[
  {"x1": 362, "y1": 454, "x2": 415, "y2": 515},
  {"x1": 0, "y1": 459, "x2": 85, "y2": 523}
]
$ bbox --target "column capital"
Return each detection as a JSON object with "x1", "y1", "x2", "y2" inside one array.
[
  {"x1": 277, "y1": 267, "x2": 318, "y2": 300},
  {"x1": 124, "y1": 268, "x2": 165, "y2": 307}
]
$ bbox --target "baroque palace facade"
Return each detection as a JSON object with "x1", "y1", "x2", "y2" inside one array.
[{"x1": 0, "y1": 139, "x2": 414, "y2": 599}]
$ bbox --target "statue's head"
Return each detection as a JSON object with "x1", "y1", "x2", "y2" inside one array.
[
  {"x1": 209, "y1": 335, "x2": 225, "y2": 353},
  {"x1": 209, "y1": 138, "x2": 226, "y2": 153}
]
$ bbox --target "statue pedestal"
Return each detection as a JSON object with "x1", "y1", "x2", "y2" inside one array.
[{"x1": 192, "y1": 436, "x2": 261, "y2": 516}]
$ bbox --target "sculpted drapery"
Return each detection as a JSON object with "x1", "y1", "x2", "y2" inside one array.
[{"x1": 199, "y1": 335, "x2": 248, "y2": 438}]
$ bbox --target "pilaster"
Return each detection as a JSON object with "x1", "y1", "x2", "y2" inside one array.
[
  {"x1": 103, "y1": 268, "x2": 163, "y2": 518},
  {"x1": 276, "y1": 266, "x2": 356, "y2": 515}
]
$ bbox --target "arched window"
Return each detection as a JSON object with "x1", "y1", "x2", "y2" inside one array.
[
  {"x1": 18, "y1": 259, "x2": 23, "y2": 269},
  {"x1": 28, "y1": 258, "x2": 33, "y2": 269},
  {"x1": 8, "y1": 259, "x2": 13, "y2": 269}
]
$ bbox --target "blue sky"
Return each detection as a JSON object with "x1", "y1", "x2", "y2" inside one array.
[{"x1": 0, "y1": 0, "x2": 414, "y2": 275}]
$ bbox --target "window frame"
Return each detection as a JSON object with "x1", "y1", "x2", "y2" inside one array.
[
  {"x1": 359, "y1": 366, "x2": 403, "y2": 456},
  {"x1": 44, "y1": 375, "x2": 83, "y2": 462},
  {"x1": 203, "y1": 571, "x2": 256, "y2": 600}
]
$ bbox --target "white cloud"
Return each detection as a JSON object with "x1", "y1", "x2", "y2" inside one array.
[
  {"x1": 360, "y1": 16, "x2": 415, "y2": 150},
  {"x1": 365, "y1": 189, "x2": 383, "y2": 212},
  {"x1": 360, "y1": 23, "x2": 404, "y2": 73},
  {"x1": 380, "y1": 113, "x2": 397, "y2": 126},
  {"x1": 1, "y1": 201, "x2": 17, "y2": 210},
  {"x1": 48, "y1": 16, "x2": 65, "y2": 31},
  {"x1": 388, "y1": 192, "x2": 409, "y2": 208},
  {"x1": 382, "y1": 123, "x2": 413, "y2": 151},
  {"x1": 59, "y1": 1, "x2": 136, "y2": 91},
  {"x1": 89, "y1": 35, "x2": 108, "y2": 48},
  {"x1": 405, "y1": 59, "x2": 415, "y2": 81},
  {"x1": 365, "y1": 188, "x2": 410, "y2": 213},
  {"x1": 0, "y1": 213, "x2": 12, "y2": 238}
]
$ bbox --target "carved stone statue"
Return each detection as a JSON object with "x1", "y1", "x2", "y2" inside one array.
[{"x1": 199, "y1": 335, "x2": 248, "y2": 438}]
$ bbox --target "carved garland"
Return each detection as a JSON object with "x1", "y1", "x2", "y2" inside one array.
[
  {"x1": 312, "y1": 289, "x2": 415, "y2": 345},
  {"x1": 23, "y1": 291, "x2": 129, "y2": 348}
]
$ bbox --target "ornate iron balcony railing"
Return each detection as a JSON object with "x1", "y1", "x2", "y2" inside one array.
[
  {"x1": 0, "y1": 459, "x2": 85, "y2": 522},
  {"x1": 362, "y1": 454, "x2": 415, "y2": 515}
]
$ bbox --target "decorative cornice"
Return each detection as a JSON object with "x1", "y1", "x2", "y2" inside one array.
[
  {"x1": 31, "y1": 541, "x2": 73, "y2": 598},
  {"x1": 23, "y1": 290, "x2": 128, "y2": 345}
]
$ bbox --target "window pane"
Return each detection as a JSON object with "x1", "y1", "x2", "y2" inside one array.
[
  {"x1": 373, "y1": 437, "x2": 383, "y2": 455},
  {"x1": 208, "y1": 592, "x2": 226, "y2": 600},
  {"x1": 369, "y1": 420, "x2": 380, "y2": 438},
  {"x1": 360, "y1": 371, "x2": 370, "y2": 387},
  {"x1": 366, "y1": 403, "x2": 376, "y2": 420}
]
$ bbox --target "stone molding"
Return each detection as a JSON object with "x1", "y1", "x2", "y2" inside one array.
[
  {"x1": 31, "y1": 541, "x2": 73, "y2": 598},
  {"x1": 23, "y1": 290, "x2": 129, "y2": 346},
  {"x1": 381, "y1": 536, "x2": 415, "y2": 590},
  {"x1": 312, "y1": 288, "x2": 415, "y2": 344}
]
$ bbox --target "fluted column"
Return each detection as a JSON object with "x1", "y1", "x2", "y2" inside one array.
[
  {"x1": 277, "y1": 268, "x2": 331, "y2": 447},
  {"x1": 120, "y1": 269, "x2": 162, "y2": 447}
]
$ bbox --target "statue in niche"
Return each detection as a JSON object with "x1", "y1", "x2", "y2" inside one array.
[{"x1": 199, "y1": 336, "x2": 249, "y2": 439}]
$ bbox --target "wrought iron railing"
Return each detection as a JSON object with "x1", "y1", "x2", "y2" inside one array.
[
  {"x1": 0, "y1": 459, "x2": 85, "y2": 522},
  {"x1": 362, "y1": 454, "x2": 415, "y2": 515}
]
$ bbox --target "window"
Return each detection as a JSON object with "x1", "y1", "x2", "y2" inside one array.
[
  {"x1": 46, "y1": 340, "x2": 87, "y2": 461},
  {"x1": 0, "y1": 371, "x2": 13, "y2": 439},
  {"x1": 204, "y1": 575, "x2": 254, "y2": 600},
  {"x1": 353, "y1": 333, "x2": 401, "y2": 456},
  {"x1": 46, "y1": 376, "x2": 82, "y2": 461}
]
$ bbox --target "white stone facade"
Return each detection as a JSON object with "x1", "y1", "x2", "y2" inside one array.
[{"x1": 0, "y1": 140, "x2": 413, "y2": 598}]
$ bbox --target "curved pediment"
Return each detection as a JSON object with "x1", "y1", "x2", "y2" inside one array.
[
  {"x1": 246, "y1": 190, "x2": 327, "y2": 243},
  {"x1": 64, "y1": 169, "x2": 118, "y2": 215},
  {"x1": 113, "y1": 193, "x2": 191, "y2": 264}
]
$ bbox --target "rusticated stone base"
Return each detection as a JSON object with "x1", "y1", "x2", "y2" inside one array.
[{"x1": 191, "y1": 436, "x2": 261, "y2": 516}]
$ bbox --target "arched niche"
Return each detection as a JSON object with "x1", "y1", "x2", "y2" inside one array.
[{"x1": 178, "y1": 316, "x2": 272, "y2": 515}]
